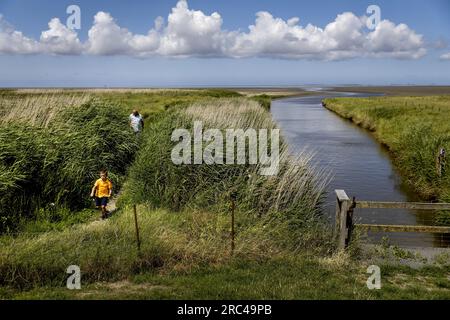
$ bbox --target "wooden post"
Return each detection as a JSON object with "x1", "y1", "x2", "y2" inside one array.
[
  {"x1": 230, "y1": 198, "x2": 235, "y2": 256},
  {"x1": 230, "y1": 190, "x2": 237, "y2": 255},
  {"x1": 335, "y1": 190, "x2": 351, "y2": 250},
  {"x1": 437, "y1": 147, "x2": 446, "y2": 178},
  {"x1": 437, "y1": 149, "x2": 442, "y2": 177},
  {"x1": 345, "y1": 197, "x2": 356, "y2": 247},
  {"x1": 334, "y1": 196, "x2": 341, "y2": 240},
  {"x1": 133, "y1": 205, "x2": 141, "y2": 253}
]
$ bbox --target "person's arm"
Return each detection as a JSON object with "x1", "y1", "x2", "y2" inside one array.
[
  {"x1": 108, "y1": 181, "x2": 113, "y2": 197},
  {"x1": 90, "y1": 184, "x2": 97, "y2": 198},
  {"x1": 140, "y1": 117, "x2": 144, "y2": 130}
]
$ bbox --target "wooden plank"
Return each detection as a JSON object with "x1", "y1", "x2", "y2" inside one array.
[
  {"x1": 335, "y1": 189, "x2": 350, "y2": 202},
  {"x1": 355, "y1": 201, "x2": 450, "y2": 210},
  {"x1": 356, "y1": 224, "x2": 450, "y2": 233}
]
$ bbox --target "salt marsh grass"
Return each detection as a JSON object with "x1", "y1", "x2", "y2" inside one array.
[
  {"x1": 123, "y1": 98, "x2": 330, "y2": 245},
  {"x1": 324, "y1": 95, "x2": 450, "y2": 202}
]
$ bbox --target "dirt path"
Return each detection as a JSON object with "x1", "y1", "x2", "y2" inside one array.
[
  {"x1": 87, "y1": 192, "x2": 121, "y2": 227},
  {"x1": 107, "y1": 194, "x2": 119, "y2": 213}
]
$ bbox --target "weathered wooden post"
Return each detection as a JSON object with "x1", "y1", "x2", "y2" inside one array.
[
  {"x1": 437, "y1": 147, "x2": 446, "y2": 177},
  {"x1": 230, "y1": 191, "x2": 237, "y2": 256},
  {"x1": 133, "y1": 204, "x2": 141, "y2": 253},
  {"x1": 335, "y1": 190, "x2": 352, "y2": 250},
  {"x1": 345, "y1": 197, "x2": 356, "y2": 247}
]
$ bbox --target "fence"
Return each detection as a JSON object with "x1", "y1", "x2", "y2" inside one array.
[{"x1": 334, "y1": 189, "x2": 450, "y2": 250}]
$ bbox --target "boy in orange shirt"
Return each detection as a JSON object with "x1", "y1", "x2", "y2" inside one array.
[{"x1": 90, "y1": 169, "x2": 113, "y2": 219}]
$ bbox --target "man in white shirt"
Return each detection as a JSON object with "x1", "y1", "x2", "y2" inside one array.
[{"x1": 129, "y1": 110, "x2": 144, "y2": 135}]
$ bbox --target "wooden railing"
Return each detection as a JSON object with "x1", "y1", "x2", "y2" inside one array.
[{"x1": 334, "y1": 189, "x2": 450, "y2": 250}]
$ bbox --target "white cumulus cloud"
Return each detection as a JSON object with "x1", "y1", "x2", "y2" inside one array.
[
  {"x1": 0, "y1": 0, "x2": 430, "y2": 60},
  {"x1": 40, "y1": 18, "x2": 83, "y2": 55},
  {"x1": 440, "y1": 52, "x2": 450, "y2": 60},
  {"x1": 365, "y1": 20, "x2": 426, "y2": 59},
  {"x1": 86, "y1": 11, "x2": 159, "y2": 56},
  {"x1": 157, "y1": 0, "x2": 229, "y2": 57},
  {"x1": 0, "y1": 14, "x2": 40, "y2": 54},
  {"x1": 227, "y1": 11, "x2": 426, "y2": 60},
  {"x1": 227, "y1": 11, "x2": 367, "y2": 59}
]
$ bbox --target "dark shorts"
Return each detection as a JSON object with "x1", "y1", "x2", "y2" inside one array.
[{"x1": 95, "y1": 197, "x2": 109, "y2": 207}]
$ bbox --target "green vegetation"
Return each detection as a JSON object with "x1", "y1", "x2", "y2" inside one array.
[
  {"x1": 323, "y1": 96, "x2": 450, "y2": 203},
  {"x1": 3, "y1": 262, "x2": 450, "y2": 300},
  {"x1": 121, "y1": 98, "x2": 328, "y2": 239},
  {"x1": 0, "y1": 89, "x2": 242, "y2": 233},
  {"x1": 330, "y1": 86, "x2": 450, "y2": 96},
  {"x1": 96, "y1": 88, "x2": 242, "y2": 121},
  {"x1": 1, "y1": 89, "x2": 448, "y2": 300},
  {"x1": 0, "y1": 206, "x2": 321, "y2": 290},
  {"x1": 1, "y1": 206, "x2": 449, "y2": 299},
  {"x1": 0, "y1": 98, "x2": 138, "y2": 233},
  {"x1": 248, "y1": 94, "x2": 273, "y2": 110}
]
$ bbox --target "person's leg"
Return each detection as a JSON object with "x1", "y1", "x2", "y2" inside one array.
[
  {"x1": 95, "y1": 197, "x2": 101, "y2": 211},
  {"x1": 101, "y1": 197, "x2": 109, "y2": 219},
  {"x1": 101, "y1": 205, "x2": 107, "y2": 219}
]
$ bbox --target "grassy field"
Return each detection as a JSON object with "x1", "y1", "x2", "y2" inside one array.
[
  {"x1": 323, "y1": 95, "x2": 450, "y2": 204},
  {"x1": 331, "y1": 86, "x2": 450, "y2": 96},
  {"x1": 1, "y1": 206, "x2": 449, "y2": 300},
  {"x1": 1, "y1": 89, "x2": 449, "y2": 299}
]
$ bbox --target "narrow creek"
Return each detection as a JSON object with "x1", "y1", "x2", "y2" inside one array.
[{"x1": 271, "y1": 91, "x2": 449, "y2": 248}]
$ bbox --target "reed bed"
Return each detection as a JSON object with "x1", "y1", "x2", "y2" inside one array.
[
  {"x1": 122, "y1": 98, "x2": 330, "y2": 244},
  {"x1": 0, "y1": 93, "x2": 92, "y2": 127},
  {"x1": 0, "y1": 94, "x2": 138, "y2": 232}
]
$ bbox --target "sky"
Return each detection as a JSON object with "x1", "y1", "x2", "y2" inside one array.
[{"x1": 0, "y1": 0, "x2": 449, "y2": 87}]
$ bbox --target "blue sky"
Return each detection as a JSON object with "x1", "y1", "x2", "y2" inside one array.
[{"x1": 0, "y1": 0, "x2": 449, "y2": 87}]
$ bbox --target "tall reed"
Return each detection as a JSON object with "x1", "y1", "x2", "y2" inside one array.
[
  {"x1": 122, "y1": 98, "x2": 329, "y2": 240},
  {"x1": 0, "y1": 96, "x2": 138, "y2": 232}
]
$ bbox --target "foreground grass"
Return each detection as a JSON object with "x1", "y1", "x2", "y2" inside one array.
[
  {"x1": 1, "y1": 207, "x2": 449, "y2": 300},
  {"x1": 323, "y1": 95, "x2": 450, "y2": 203},
  {"x1": 0, "y1": 205, "x2": 325, "y2": 289}
]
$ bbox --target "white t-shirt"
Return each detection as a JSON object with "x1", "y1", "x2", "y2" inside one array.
[{"x1": 129, "y1": 114, "x2": 143, "y2": 132}]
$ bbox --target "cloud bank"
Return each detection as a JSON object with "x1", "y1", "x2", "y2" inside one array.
[{"x1": 0, "y1": 0, "x2": 427, "y2": 60}]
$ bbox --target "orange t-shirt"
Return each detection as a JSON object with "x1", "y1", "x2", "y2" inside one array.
[{"x1": 95, "y1": 179, "x2": 112, "y2": 198}]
